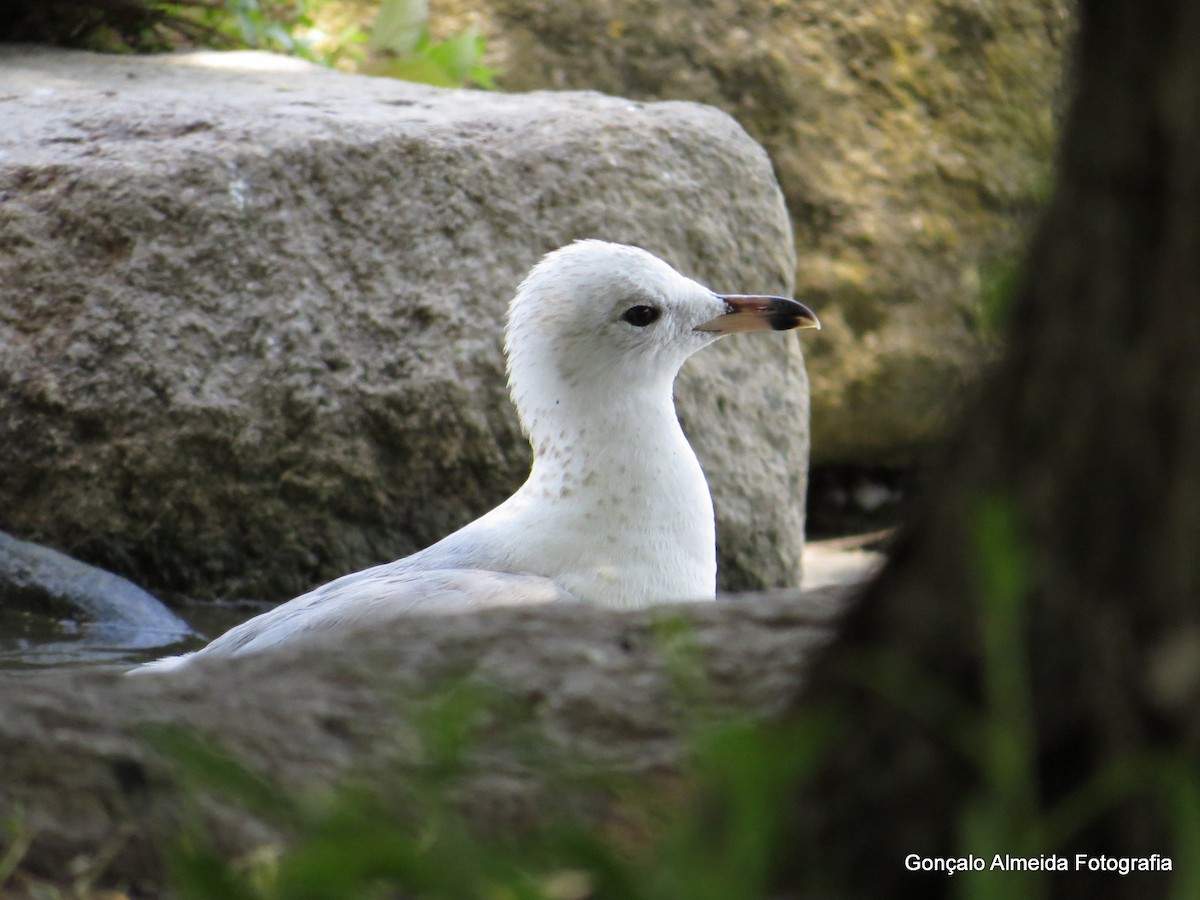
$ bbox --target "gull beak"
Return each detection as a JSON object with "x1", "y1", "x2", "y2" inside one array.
[{"x1": 694, "y1": 294, "x2": 821, "y2": 334}]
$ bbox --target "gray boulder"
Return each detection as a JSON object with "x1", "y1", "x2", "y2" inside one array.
[
  {"x1": 0, "y1": 530, "x2": 192, "y2": 665},
  {"x1": 0, "y1": 593, "x2": 840, "y2": 888},
  {"x1": 0, "y1": 46, "x2": 809, "y2": 602}
]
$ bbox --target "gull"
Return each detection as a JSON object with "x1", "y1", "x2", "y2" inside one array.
[{"x1": 135, "y1": 240, "x2": 819, "y2": 673}]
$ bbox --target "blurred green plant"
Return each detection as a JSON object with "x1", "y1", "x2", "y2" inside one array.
[
  {"x1": 838, "y1": 490, "x2": 1196, "y2": 899},
  {"x1": 361, "y1": 0, "x2": 496, "y2": 88},
  {"x1": 2, "y1": 0, "x2": 315, "y2": 55},
  {"x1": 0, "y1": 810, "x2": 34, "y2": 892},
  {"x1": 143, "y1": 638, "x2": 833, "y2": 900},
  {"x1": 211, "y1": 0, "x2": 317, "y2": 58},
  {"x1": 956, "y1": 492, "x2": 1198, "y2": 899},
  {"x1": 154, "y1": 713, "x2": 833, "y2": 900},
  {"x1": 2, "y1": 0, "x2": 497, "y2": 89},
  {"x1": 976, "y1": 256, "x2": 1020, "y2": 341},
  {"x1": 2, "y1": 803, "x2": 136, "y2": 899},
  {"x1": 149, "y1": 683, "x2": 554, "y2": 900},
  {"x1": 560, "y1": 718, "x2": 836, "y2": 900},
  {"x1": 960, "y1": 491, "x2": 1045, "y2": 900}
]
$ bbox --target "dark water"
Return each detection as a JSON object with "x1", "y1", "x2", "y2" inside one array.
[{"x1": 0, "y1": 597, "x2": 271, "y2": 672}]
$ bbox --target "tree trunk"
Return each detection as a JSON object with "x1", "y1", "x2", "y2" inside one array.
[{"x1": 792, "y1": 0, "x2": 1200, "y2": 896}]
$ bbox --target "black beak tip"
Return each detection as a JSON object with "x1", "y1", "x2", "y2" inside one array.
[
  {"x1": 770, "y1": 299, "x2": 821, "y2": 331},
  {"x1": 703, "y1": 294, "x2": 821, "y2": 333}
]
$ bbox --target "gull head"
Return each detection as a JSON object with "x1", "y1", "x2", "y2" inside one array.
[{"x1": 505, "y1": 240, "x2": 819, "y2": 438}]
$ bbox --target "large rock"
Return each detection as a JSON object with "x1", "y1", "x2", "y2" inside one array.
[
  {"x1": 0, "y1": 593, "x2": 840, "y2": 888},
  {"x1": 0, "y1": 46, "x2": 809, "y2": 601},
  {"x1": 430, "y1": 0, "x2": 1072, "y2": 463},
  {"x1": 0, "y1": 530, "x2": 192, "y2": 666}
]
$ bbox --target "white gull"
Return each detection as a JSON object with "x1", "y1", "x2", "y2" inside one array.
[{"x1": 136, "y1": 240, "x2": 819, "y2": 673}]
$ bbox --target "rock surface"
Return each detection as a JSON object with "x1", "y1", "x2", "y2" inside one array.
[
  {"x1": 430, "y1": 0, "x2": 1072, "y2": 463},
  {"x1": 0, "y1": 593, "x2": 841, "y2": 888},
  {"x1": 0, "y1": 530, "x2": 192, "y2": 666},
  {"x1": 0, "y1": 46, "x2": 809, "y2": 601},
  {"x1": 800, "y1": 531, "x2": 888, "y2": 593}
]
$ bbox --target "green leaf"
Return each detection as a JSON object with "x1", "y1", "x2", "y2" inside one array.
[
  {"x1": 370, "y1": 0, "x2": 429, "y2": 55},
  {"x1": 978, "y1": 256, "x2": 1019, "y2": 338},
  {"x1": 424, "y1": 30, "x2": 485, "y2": 85},
  {"x1": 469, "y1": 63, "x2": 498, "y2": 90},
  {"x1": 372, "y1": 55, "x2": 460, "y2": 88},
  {"x1": 170, "y1": 844, "x2": 261, "y2": 900},
  {"x1": 141, "y1": 723, "x2": 298, "y2": 823}
]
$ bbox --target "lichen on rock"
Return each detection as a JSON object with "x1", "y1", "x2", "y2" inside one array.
[{"x1": 433, "y1": 0, "x2": 1074, "y2": 463}]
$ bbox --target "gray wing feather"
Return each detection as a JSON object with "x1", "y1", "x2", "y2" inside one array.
[{"x1": 131, "y1": 566, "x2": 572, "y2": 673}]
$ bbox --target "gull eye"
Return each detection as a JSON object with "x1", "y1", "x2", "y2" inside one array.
[{"x1": 621, "y1": 305, "x2": 661, "y2": 327}]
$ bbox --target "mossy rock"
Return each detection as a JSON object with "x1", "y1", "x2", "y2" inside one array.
[{"x1": 432, "y1": 0, "x2": 1073, "y2": 463}]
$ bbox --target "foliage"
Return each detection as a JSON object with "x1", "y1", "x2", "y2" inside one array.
[
  {"x1": 976, "y1": 256, "x2": 1020, "y2": 341},
  {"x1": 1, "y1": 0, "x2": 497, "y2": 89},
  {"x1": 148, "y1": 662, "x2": 835, "y2": 900},
  {"x1": 156, "y1": 718, "x2": 835, "y2": 900},
  {"x1": 207, "y1": 0, "x2": 318, "y2": 58},
  {"x1": 359, "y1": 0, "x2": 496, "y2": 89},
  {"x1": 824, "y1": 490, "x2": 1198, "y2": 897},
  {"x1": 1, "y1": 0, "x2": 315, "y2": 55},
  {"x1": 2, "y1": 805, "x2": 134, "y2": 899}
]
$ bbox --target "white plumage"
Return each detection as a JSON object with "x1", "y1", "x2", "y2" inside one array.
[{"x1": 136, "y1": 240, "x2": 818, "y2": 673}]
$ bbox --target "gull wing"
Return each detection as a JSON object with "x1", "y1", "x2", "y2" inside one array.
[{"x1": 131, "y1": 567, "x2": 571, "y2": 674}]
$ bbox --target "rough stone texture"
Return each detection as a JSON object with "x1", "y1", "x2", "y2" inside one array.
[
  {"x1": 0, "y1": 46, "x2": 809, "y2": 601},
  {"x1": 428, "y1": 0, "x2": 1073, "y2": 463},
  {"x1": 0, "y1": 531, "x2": 192, "y2": 665},
  {"x1": 0, "y1": 593, "x2": 842, "y2": 889}
]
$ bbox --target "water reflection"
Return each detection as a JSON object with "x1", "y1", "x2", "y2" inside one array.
[{"x1": 0, "y1": 598, "x2": 271, "y2": 671}]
